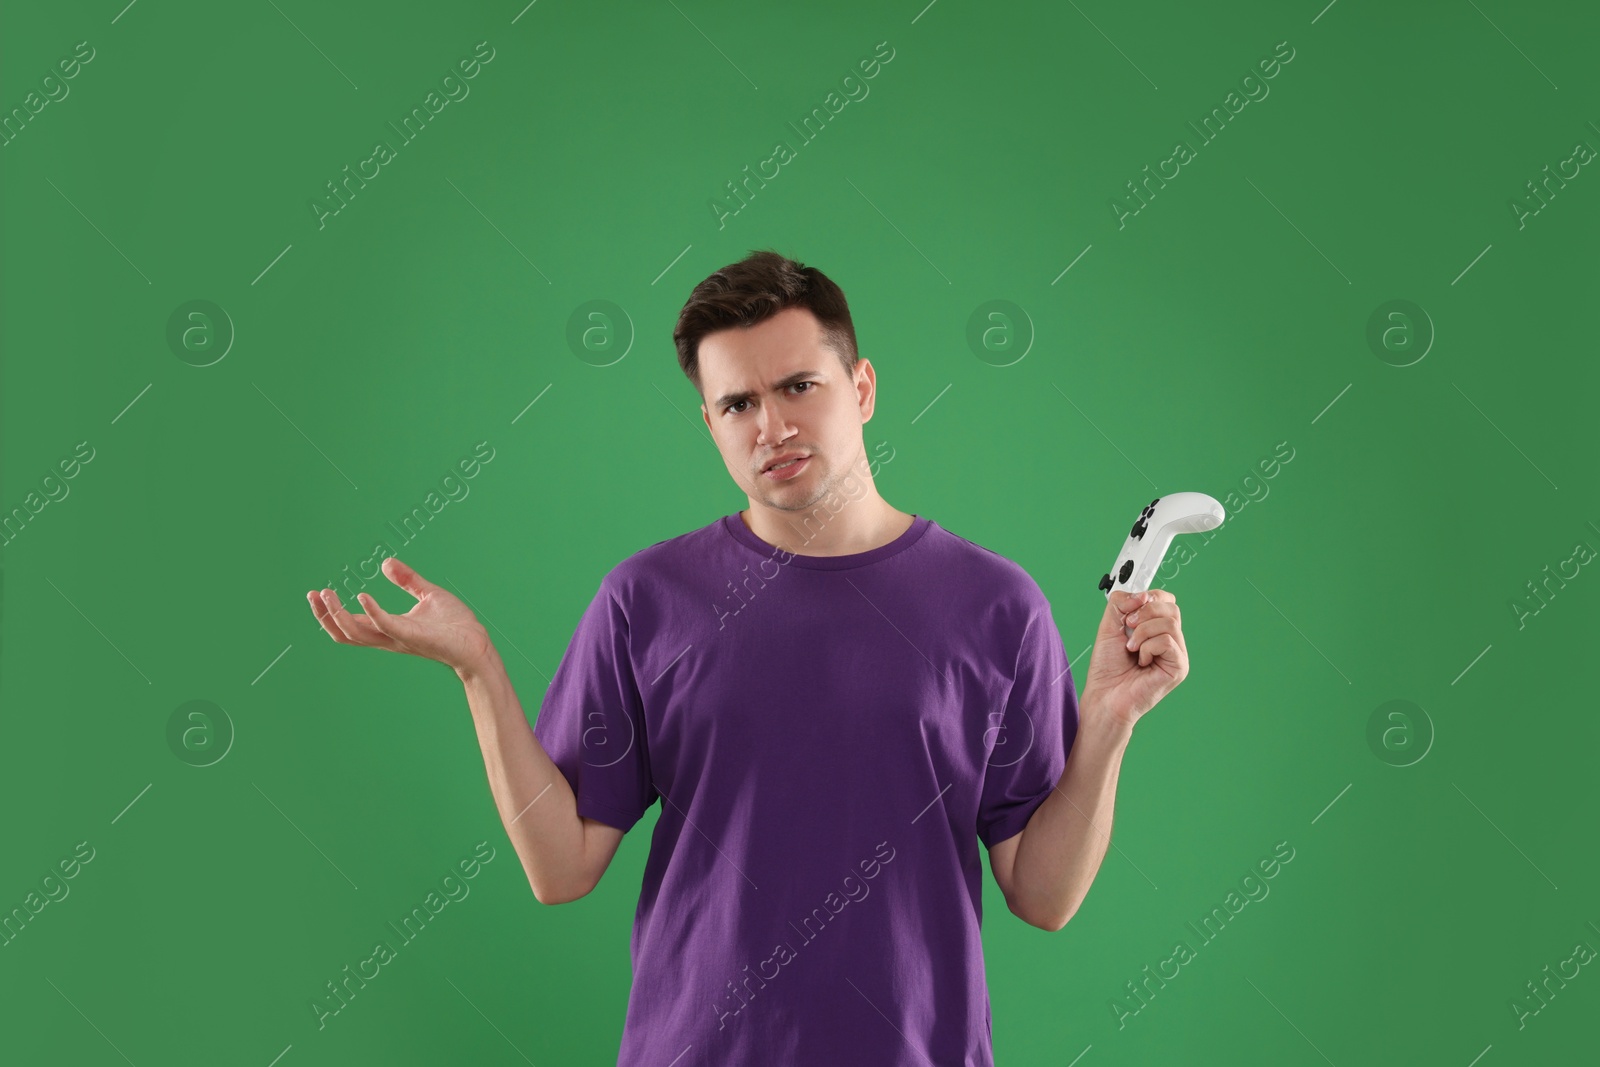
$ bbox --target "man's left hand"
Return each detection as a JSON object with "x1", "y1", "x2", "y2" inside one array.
[{"x1": 1079, "y1": 589, "x2": 1190, "y2": 732}]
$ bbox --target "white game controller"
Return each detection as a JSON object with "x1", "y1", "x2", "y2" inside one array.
[{"x1": 1099, "y1": 492, "x2": 1226, "y2": 637}]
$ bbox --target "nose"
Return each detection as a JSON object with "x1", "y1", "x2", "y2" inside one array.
[{"x1": 756, "y1": 403, "x2": 796, "y2": 447}]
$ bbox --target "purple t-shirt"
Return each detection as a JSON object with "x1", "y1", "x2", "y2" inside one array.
[{"x1": 533, "y1": 512, "x2": 1079, "y2": 1066}]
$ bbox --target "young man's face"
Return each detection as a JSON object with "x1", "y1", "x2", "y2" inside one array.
[{"x1": 697, "y1": 306, "x2": 875, "y2": 515}]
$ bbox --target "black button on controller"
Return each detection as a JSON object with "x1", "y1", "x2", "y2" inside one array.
[{"x1": 1131, "y1": 498, "x2": 1160, "y2": 540}]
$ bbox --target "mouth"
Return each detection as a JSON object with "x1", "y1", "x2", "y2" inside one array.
[{"x1": 762, "y1": 455, "x2": 810, "y2": 480}]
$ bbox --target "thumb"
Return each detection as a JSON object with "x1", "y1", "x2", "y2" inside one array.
[
  {"x1": 381, "y1": 557, "x2": 436, "y2": 600},
  {"x1": 1102, "y1": 589, "x2": 1146, "y2": 635}
]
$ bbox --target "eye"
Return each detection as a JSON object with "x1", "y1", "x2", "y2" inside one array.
[{"x1": 724, "y1": 382, "x2": 813, "y2": 415}]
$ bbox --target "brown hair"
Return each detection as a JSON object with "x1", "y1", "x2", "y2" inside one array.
[{"x1": 674, "y1": 249, "x2": 859, "y2": 398}]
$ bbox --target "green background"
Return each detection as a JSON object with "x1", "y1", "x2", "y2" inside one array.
[{"x1": 3, "y1": 0, "x2": 1596, "y2": 1063}]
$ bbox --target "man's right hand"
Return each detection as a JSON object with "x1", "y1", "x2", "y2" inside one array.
[{"x1": 307, "y1": 558, "x2": 493, "y2": 674}]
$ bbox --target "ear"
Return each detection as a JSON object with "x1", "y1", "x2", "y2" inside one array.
[{"x1": 855, "y1": 358, "x2": 876, "y2": 421}]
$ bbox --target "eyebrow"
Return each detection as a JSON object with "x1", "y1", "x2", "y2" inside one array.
[{"x1": 712, "y1": 369, "x2": 822, "y2": 411}]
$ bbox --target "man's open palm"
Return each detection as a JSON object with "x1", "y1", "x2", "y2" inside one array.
[{"x1": 307, "y1": 558, "x2": 491, "y2": 672}]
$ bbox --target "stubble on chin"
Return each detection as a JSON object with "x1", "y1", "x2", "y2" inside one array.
[{"x1": 754, "y1": 458, "x2": 831, "y2": 514}]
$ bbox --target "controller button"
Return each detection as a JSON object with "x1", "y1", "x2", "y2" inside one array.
[
  {"x1": 1118, "y1": 559, "x2": 1134, "y2": 582},
  {"x1": 1098, "y1": 573, "x2": 1114, "y2": 592}
]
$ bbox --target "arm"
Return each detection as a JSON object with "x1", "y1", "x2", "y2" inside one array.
[
  {"x1": 456, "y1": 647, "x2": 626, "y2": 905},
  {"x1": 306, "y1": 557, "x2": 626, "y2": 907},
  {"x1": 990, "y1": 587, "x2": 1188, "y2": 931},
  {"x1": 988, "y1": 710, "x2": 1132, "y2": 932}
]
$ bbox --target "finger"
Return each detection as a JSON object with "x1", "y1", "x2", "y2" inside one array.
[
  {"x1": 355, "y1": 590, "x2": 411, "y2": 641},
  {"x1": 1126, "y1": 616, "x2": 1176, "y2": 649},
  {"x1": 1108, "y1": 591, "x2": 1148, "y2": 630},
  {"x1": 1129, "y1": 618, "x2": 1187, "y2": 666},
  {"x1": 319, "y1": 588, "x2": 384, "y2": 646},
  {"x1": 1137, "y1": 633, "x2": 1178, "y2": 668},
  {"x1": 307, "y1": 590, "x2": 349, "y2": 643},
  {"x1": 382, "y1": 557, "x2": 437, "y2": 602},
  {"x1": 1111, "y1": 589, "x2": 1148, "y2": 611},
  {"x1": 1125, "y1": 599, "x2": 1178, "y2": 626},
  {"x1": 1132, "y1": 590, "x2": 1178, "y2": 622}
]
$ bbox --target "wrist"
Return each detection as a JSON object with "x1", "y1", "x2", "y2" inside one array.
[
  {"x1": 1078, "y1": 692, "x2": 1137, "y2": 747},
  {"x1": 454, "y1": 642, "x2": 503, "y2": 684}
]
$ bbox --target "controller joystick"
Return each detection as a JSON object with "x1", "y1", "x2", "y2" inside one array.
[{"x1": 1098, "y1": 492, "x2": 1226, "y2": 639}]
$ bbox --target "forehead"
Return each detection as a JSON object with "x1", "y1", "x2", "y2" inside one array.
[{"x1": 698, "y1": 307, "x2": 831, "y2": 388}]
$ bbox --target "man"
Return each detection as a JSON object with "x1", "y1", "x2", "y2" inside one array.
[{"x1": 306, "y1": 250, "x2": 1189, "y2": 1065}]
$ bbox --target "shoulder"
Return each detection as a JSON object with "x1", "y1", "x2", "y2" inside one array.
[
  {"x1": 916, "y1": 521, "x2": 1054, "y2": 640},
  {"x1": 921, "y1": 520, "x2": 1050, "y2": 605},
  {"x1": 596, "y1": 514, "x2": 728, "y2": 602}
]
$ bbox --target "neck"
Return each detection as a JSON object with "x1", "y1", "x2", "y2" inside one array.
[{"x1": 740, "y1": 490, "x2": 913, "y2": 558}]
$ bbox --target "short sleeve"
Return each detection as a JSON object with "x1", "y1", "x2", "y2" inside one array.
[
  {"x1": 531, "y1": 575, "x2": 657, "y2": 833},
  {"x1": 977, "y1": 596, "x2": 1080, "y2": 849}
]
